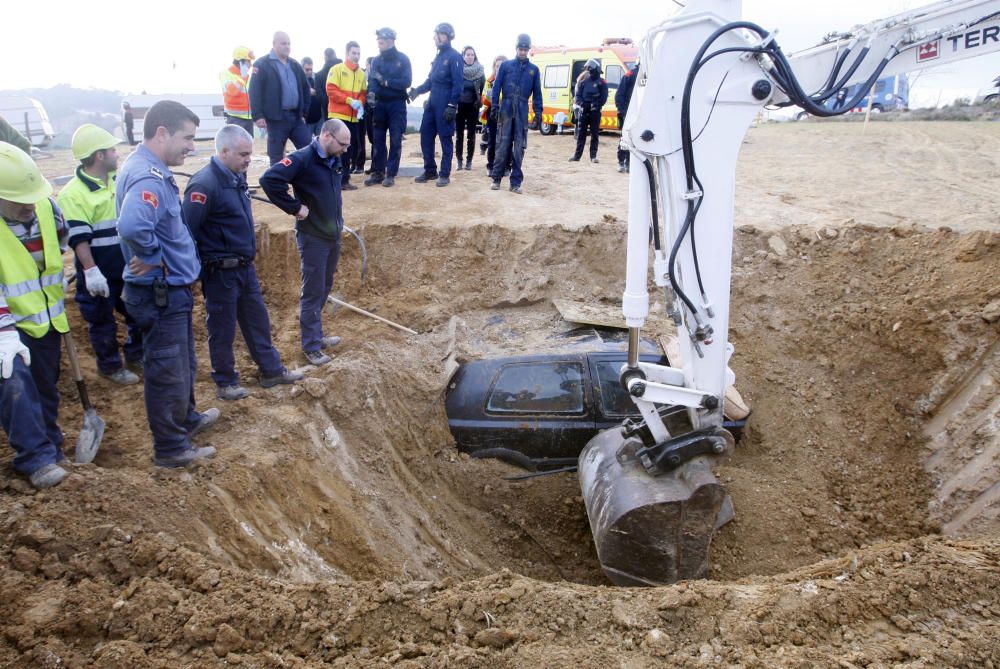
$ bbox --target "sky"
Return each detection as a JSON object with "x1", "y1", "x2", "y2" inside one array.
[{"x1": 3, "y1": 0, "x2": 997, "y2": 106}]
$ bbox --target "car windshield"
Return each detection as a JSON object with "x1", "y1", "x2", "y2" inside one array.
[{"x1": 486, "y1": 361, "x2": 585, "y2": 414}]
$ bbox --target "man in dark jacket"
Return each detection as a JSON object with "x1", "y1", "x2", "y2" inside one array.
[
  {"x1": 489, "y1": 34, "x2": 543, "y2": 194},
  {"x1": 182, "y1": 125, "x2": 302, "y2": 400},
  {"x1": 570, "y1": 59, "x2": 609, "y2": 163},
  {"x1": 364, "y1": 28, "x2": 412, "y2": 188},
  {"x1": 249, "y1": 31, "x2": 313, "y2": 165},
  {"x1": 301, "y1": 57, "x2": 325, "y2": 135},
  {"x1": 314, "y1": 48, "x2": 342, "y2": 129},
  {"x1": 259, "y1": 119, "x2": 351, "y2": 366},
  {"x1": 408, "y1": 22, "x2": 463, "y2": 187},
  {"x1": 614, "y1": 60, "x2": 639, "y2": 173}
]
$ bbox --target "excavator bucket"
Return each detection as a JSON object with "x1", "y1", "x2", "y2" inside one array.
[{"x1": 578, "y1": 428, "x2": 733, "y2": 586}]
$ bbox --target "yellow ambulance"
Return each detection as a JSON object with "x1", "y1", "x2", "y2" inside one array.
[{"x1": 528, "y1": 38, "x2": 639, "y2": 135}]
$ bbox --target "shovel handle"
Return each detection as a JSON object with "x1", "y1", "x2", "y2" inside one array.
[{"x1": 62, "y1": 332, "x2": 93, "y2": 411}]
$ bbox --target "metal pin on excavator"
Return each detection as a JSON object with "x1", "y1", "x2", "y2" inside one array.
[{"x1": 580, "y1": 0, "x2": 1000, "y2": 586}]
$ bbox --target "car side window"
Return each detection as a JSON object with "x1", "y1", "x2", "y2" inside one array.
[
  {"x1": 486, "y1": 362, "x2": 585, "y2": 415},
  {"x1": 594, "y1": 361, "x2": 639, "y2": 416}
]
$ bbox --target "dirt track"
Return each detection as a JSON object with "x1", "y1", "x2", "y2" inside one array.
[{"x1": 2, "y1": 121, "x2": 999, "y2": 667}]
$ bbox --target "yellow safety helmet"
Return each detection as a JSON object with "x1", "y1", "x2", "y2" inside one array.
[
  {"x1": 71, "y1": 123, "x2": 121, "y2": 161},
  {"x1": 0, "y1": 143, "x2": 53, "y2": 204},
  {"x1": 233, "y1": 46, "x2": 254, "y2": 62}
]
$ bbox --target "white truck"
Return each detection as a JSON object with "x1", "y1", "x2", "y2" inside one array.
[{"x1": 0, "y1": 97, "x2": 55, "y2": 148}]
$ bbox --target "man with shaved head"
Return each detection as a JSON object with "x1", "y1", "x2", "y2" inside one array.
[
  {"x1": 249, "y1": 31, "x2": 313, "y2": 164},
  {"x1": 260, "y1": 119, "x2": 352, "y2": 366}
]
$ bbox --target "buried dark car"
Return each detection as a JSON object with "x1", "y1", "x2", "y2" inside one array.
[{"x1": 445, "y1": 328, "x2": 746, "y2": 470}]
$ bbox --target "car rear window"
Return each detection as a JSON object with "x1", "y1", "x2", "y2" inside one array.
[{"x1": 486, "y1": 362, "x2": 585, "y2": 415}]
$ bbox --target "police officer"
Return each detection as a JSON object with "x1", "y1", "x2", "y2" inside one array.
[
  {"x1": 183, "y1": 125, "x2": 303, "y2": 401},
  {"x1": 408, "y1": 22, "x2": 463, "y2": 187},
  {"x1": 0, "y1": 144, "x2": 71, "y2": 489},
  {"x1": 58, "y1": 124, "x2": 142, "y2": 385},
  {"x1": 364, "y1": 28, "x2": 412, "y2": 188},
  {"x1": 570, "y1": 59, "x2": 609, "y2": 163},
  {"x1": 614, "y1": 59, "x2": 639, "y2": 173},
  {"x1": 117, "y1": 100, "x2": 220, "y2": 468},
  {"x1": 260, "y1": 119, "x2": 352, "y2": 366},
  {"x1": 489, "y1": 34, "x2": 543, "y2": 194},
  {"x1": 221, "y1": 47, "x2": 255, "y2": 136}
]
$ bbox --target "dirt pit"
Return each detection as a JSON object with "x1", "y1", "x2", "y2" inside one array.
[{"x1": 2, "y1": 123, "x2": 999, "y2": 667}]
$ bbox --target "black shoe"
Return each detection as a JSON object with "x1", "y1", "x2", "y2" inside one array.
[
  {"x1": 382, "y1": 176, "x2": 395, "y2": 187},
  {"x1": 342, "y1": 182, "x2": 358, "y2": 191},
  {"x1": 510, "y1": 185, "x2": 523, "y2": 194},
  {"x1": 364, "y1": 175, "x2": 384, "y2": 186},
  {"x1": 490, "y1": 180, "x2": 501, "y2": 191},
  {"x1": 436, "y1": 176, "x2": 450, "y2": 187},
  {"x1": 353, "y1": 167, "x2": 364, "y2": 174},
  {"x1": 591, "y1": 157, "x2": 599, "y2": 164},
  {"x1": 465, "y1": 160, "x2": 472, "y2": 170},
  {"x1": 568, "y1": 156, "x2": 581, "y2": 162},
  {"x1": 414, "y1": 172, "x2": 438, "y2": 183}
]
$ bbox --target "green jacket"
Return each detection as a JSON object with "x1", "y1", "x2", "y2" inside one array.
[{"x1": 0, "y1": 115, "x2": 31, "y2": 154}]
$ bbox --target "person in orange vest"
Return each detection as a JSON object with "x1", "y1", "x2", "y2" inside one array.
[
  {"x1": 221, "y1": 47, "x2": 255, "y2": 136},
  {"x1": 325, "y1": 41, "x2": 367, "y2": 190}
]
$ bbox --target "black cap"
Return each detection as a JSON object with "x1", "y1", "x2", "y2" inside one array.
[
  {"x1": 375, "y1": 27, "x2": 397, "y2": 40},
  {"x1": 435, "y1": 22, "x2": 455, "y2": 40},
  {"x1": 516, "y1": 34, "x2": 531, "y2": 49}
]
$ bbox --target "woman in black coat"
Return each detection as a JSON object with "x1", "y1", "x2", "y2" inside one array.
[{"x1": 455, "y1": 46, "x2": 485, "y2": 170}]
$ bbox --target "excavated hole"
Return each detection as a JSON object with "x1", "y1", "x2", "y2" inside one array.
[{"x1": 108, "y1": 218, "x2": 986, "y2": 588}]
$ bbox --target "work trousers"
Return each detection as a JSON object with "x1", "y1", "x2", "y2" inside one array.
[
  {"x1": 265, "y1": 111, "x2": 312, "y2": 165},
  {"x1": 123, "y1": 283, "x2": 203, "y2": 458},
  {"x1": 455, "y1": 103, "x2": 478, "y2": 164},
  {"x1": 573, "y1": 107, "x2": 601, "y2": 160},
  {"x1": 491, "y1": 112, "x2": 528, "y2": 188},
  {"x1": 371, "y1": 100, "x2": 407, "y2": 178},
  {"x1": 360, "y1": 105, "x2": 374, "y2": 170},
  {"x1": 203, "y1": 264, "x2": 283, "y2": 387},
  {"x1": 296, "y1": 230, "x2": 341, "y2": 353},
  {"x1": 225, "y1": 115, "x2": 255, "y2": 137},
  {"x1": 342, "y1": 121, "x2": 365, "y2": 184},
  {"x1": 0, "y1": 329, "x2": 63, "y2": 474},
  {"x1": 76, "y1": 278, "x2": 143, "y2": 375},
  {"x1": 484, "y1": 113, "x2": 500, "y2": 172},
  {"x1": 617, "y1": 112, "x2": 630, "y2": 167},
  {"x1": 420, "y1": 103, "x2": 456, "y2": 178}
]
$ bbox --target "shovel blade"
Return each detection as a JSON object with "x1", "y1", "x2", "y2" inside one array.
[
  {"x1": 75, "y1": 408, "x2": 105, "y2": 464},
  {"x1": 578, "y1": 427, "x2": 732, "y2": 586}
]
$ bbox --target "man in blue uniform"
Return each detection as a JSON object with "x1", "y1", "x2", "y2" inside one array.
[
  {"x1": 490, "y1": 34, "x2": 543, "y2": 194},
  {"x1": 260, "y1": 119, "x2": 351, "y2": 366},
  {"x1": 117, "y1": 100, "x2": 220, "y2": 468},
  {"x1": 364, "y1": 28, "x2": 412, "y2": 188},
  {"x1": 182, "y1": 125, "x2": 303, "y2": 401},
  {"x1": 249, "y1": 31, "x2": 314, "y2": 165},
  {"x1": 408, "y1": 22, "x2": 463, "y2": 187},
  {"x1": 570, "y1": 58, "x2": 609, "y2": 163},
  {"x1": 614, "y1": 59, "x2": 639, "y2": 173}
]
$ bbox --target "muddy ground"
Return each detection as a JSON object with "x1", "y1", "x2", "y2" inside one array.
[{"x1": 1, "y1": 121, "x2": 999, "y2": 667}]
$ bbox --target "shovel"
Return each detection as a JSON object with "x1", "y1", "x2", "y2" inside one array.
[{"x1": 62, "y1": 331, "x2": 105, "y2": 463}]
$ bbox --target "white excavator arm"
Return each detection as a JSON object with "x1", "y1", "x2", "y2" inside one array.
[{"x1": 578, "y1": 0, "x2": 1000, "y2": 587}]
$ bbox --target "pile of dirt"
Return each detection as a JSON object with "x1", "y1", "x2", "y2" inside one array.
[{"x1": 2, "y1": 124, "x2": 998, "y2": 667}]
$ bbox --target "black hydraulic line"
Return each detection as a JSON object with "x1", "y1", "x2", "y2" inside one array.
[
  {"x1": 814, "y1": 46, "x2": 872, "y2": 105},
  {"x1": 642, "y1": 158, "x2": 661, "y2": 251},
  {"x1": 817, "y1": 47, "x2": 852, "y2": 96}
]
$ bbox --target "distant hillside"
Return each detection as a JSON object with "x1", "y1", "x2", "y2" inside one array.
[{"x1": 0, "y1": 85, "x2": 126, "y2": 148}]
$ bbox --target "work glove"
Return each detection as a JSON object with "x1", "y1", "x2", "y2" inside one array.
[
  {"x1": 367, "y1": 92, "x2": 378, "y2": 107},
  {"x1": 348, "y1": 99, "x2": 363, "y2": 111},
  {"x1": 370, "y1": 70, "x2": 385, "y2": 85},
  {"x1": 0, "y1": 329, "x2": 30, "y2": 379},
  {"x1": 356, "y1": 106, "x2": 365, "y2": 120},
  {"x1": 443, "y1": 105, "x2": 457, "y2": 123},
  {"x1": 407, "y1": 87, "x2": 418, "y2": 103},
  {"x1": 84, "y1": 266, "x2": 110, "y2": 298}
]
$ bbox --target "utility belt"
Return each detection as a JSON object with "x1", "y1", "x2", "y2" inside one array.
[{"x1": 204, "y1": 256, "x2": 251, "y2": 271}]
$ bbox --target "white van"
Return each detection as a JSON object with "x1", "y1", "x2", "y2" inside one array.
[
  {"x1": 0, "y1": 97, "x2": 55, "y2": 147},
  {"x1": 123, "y1": 94, "x2": 227, "y2": 141}
]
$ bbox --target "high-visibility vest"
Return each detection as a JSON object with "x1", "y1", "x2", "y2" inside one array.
[
  {"x1": 0, "y1": 199, "x2": 69, "y2": 338},
  {"x1": 220, "y1": 65, "x2": 251, "y2": 119},
  {"x1": 326, "y1": 62, "x2": 367, "y2": 122}
]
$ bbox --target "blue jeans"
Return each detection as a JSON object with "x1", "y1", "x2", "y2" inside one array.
[
  {"x1": 123, "y1": 283, "x2": 202, "y2": 458},
  {"x1": 0, "y1": 329, "x2": 63, "y2": 474},
  {"x1": 76, "y1": 278, "x2": 143, "y2": 374},
  {"x1": 266, "y1": 111, "x2": 312, "y2": 165},
  {"x1": 372, "y1": 100, "x2": 407, "y2": 177},
  {"x1": 203, "y1": 264, "x2": 283, "y2": 387},
  {"x1": 296, "y1": 230, "x2": 341, "y2": 353},
  {"x1": 420, "y1": 102, "x2": 456, "y2": 178},
  {"x1": 492, "y1": 112, "x2": 528, "y2": 187}
]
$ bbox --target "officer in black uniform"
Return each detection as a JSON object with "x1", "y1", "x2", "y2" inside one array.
[{"x1": 569, "y1": 59, "x2": 609, "y2": 163}]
